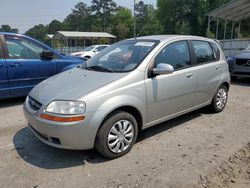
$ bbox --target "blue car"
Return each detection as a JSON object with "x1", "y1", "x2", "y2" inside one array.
[
  {"x1": 227, "y1": 44, "x2": 250, "y2": 79},
  {"x1": 0, "y1": 32, "x2": 84, "y2": 99}
]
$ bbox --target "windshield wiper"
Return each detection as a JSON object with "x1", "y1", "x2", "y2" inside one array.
[{"x1": 86, "y1": 66, "x2": 114, "y2": 73}]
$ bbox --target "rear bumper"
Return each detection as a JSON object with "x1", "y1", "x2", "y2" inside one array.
[{"x1": 23, "y1": 99, "x2": 98, "y2": 150}]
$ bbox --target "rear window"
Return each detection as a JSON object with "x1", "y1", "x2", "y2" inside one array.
[{"x1": 192, "y1": 40, "x2": 216, "y2": 64}]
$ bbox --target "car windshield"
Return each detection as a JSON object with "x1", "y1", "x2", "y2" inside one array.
[
  {"x1": 83, "y1": 46, "x2": 95, "y2": 51},
  {"x1": 84, "y1": 40, "x2": 159, "y2": 73},
  {"x1": 245, "y1": 44, "x2": 250, "y2": 50}
]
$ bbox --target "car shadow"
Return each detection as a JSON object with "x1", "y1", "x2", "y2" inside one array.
[
  {"x1": 231, "y1": 77, "x2": 250, "y2": 86},
  {"x1": 0, "y1": 97, "x2": 26, "y2": 108},
  {"x1": 13, "y1": 108, "x2": 206, "y2": 169}
]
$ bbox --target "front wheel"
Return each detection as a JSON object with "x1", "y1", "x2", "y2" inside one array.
[
  {"x1": 209, "y1": 85, "x2": 228, "y2": 113},
  {"x1": 95, "y1": 111, "x2": 138, "y2": 159}
]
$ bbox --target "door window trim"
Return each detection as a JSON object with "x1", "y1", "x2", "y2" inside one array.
[
  {"x1": 147, "y1": 40, "x2": 194, "y2": 78},
  {"x1": 190, "y1": 40, "x2": 218, "y2": 66},
  {"x1": 0, "y1": 35, "x2": 6, "y2": 59}
]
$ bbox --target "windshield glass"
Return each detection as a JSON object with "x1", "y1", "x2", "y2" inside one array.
[
  {"x1": 85, "y1": 40, "x2": 159, "y2": 72},
  {"x1": 246, "y1": 44, "x2": 250, "y2": 50},
  {"x1": 83, "y1": 46, "x2": 95, "y2": 51}
]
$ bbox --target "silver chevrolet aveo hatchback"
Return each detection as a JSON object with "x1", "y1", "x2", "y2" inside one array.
[{"x1": 24, "y1": 35, "x2": 230, "y2": 159}]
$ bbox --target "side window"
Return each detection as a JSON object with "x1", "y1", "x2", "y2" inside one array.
[
  {"x1": 96, "y1": 46, "x2": 107, "y2": 52},
  {"x1": 5, "y1": 37, "x2": 46, "y2": 59},
  {"x1": 211, "y1": 42, "x2": 220, "y2": 61},
  {"x1": 155, "y1": 41, "x2": 191, "y2": 70},
  {"x1": 192, "y1": 40, "x2": 216, "y2": 64}
]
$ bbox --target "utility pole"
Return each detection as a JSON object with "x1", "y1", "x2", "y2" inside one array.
[{"x1": 134, "y1": 0, "x2": 136, "y2": 39}]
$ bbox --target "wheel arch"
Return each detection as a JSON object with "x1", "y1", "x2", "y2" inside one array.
[{"x1": 99, "y1": 105, "x2": 143, "y2": 132}]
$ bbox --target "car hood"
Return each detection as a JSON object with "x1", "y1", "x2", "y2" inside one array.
[
  {"x1": 234, "y1": 52, "x2": 250, "y2": 59},
  {"x1": 29, "y1": 68, "x2": 126, "y2": 105}
]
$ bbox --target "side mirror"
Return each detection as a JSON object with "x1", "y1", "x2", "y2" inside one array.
[
  {"x1": 93, "y1": 49, "x2": 98, "y2": 53},
  {"x1": 153, "y1": 63, "x2": 174, "y2": 75},
  {"x1": 40, "y1": 50, "x2": 54, "y2": 60}
]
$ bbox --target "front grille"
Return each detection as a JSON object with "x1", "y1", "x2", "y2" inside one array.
[
  {"x1": 28, "y1": 97, "x2": 42, "y2": 111},
  {"x1": 235, "y1": 59, "x2": 250, "y2": 66},
  {"x1": 233, "y1": 71, "x2": 250, "y2": 76}
]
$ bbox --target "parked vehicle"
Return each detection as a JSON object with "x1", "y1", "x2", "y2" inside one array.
[
  {"x1": 70, "y1": 45, "x2": 110, "y2": 59},
  {"x1": 227, "y1": 44, "x2": 250, "y2": 78},
  {"x1": 24, "y1": 35, "x2": 230, "y2": 159},
  {"x1": 0, "y1": 32, "x2": 84, "y2": 99}
]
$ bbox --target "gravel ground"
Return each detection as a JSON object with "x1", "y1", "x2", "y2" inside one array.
[{"x1": 0, "y1": 79, "x2": 250, "y2": 188}]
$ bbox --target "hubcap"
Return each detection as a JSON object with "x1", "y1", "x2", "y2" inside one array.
[
  {"x1": 216, "y1": 88, "x2": 227, "y2": 109},
  {"x1": 108, "y1": 120, "x2": 134, "y2": 154}
]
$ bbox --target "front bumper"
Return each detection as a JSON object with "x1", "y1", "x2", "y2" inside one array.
[{"x1": 23, "y1": 98, "x2": 98, "y2": 150}]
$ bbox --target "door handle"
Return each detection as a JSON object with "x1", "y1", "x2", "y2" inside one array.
[
  {"x1": 0, "y1": 64, "x2": 3, "y2": 68},
  {"x1": 186, "y1": 73, "x2": 193, "y2": 78},
  {"x1": 216, "y1": 65, "x2": 220, "y2": 70},
  {"x1": 9, "y1": 62, "x2": 22, "y2": 67}
]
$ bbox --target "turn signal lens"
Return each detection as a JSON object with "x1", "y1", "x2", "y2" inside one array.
[{"x1": 41, "y1": 114, "x2": 85, "y2": 122}]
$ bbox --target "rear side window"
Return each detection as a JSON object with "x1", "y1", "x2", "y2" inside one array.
[
  {"x1": 192, "y1": 41, "x2": 216, "y2": 64},
  {"x1": 210, "y1": 42, "x2": 220, "y2": 61},
  {"x1": 155, "y1": 41, "x2": 191, "y2": 70}
]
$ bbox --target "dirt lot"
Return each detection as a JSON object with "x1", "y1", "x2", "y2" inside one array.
[{"x1": 0, "y1": 79, "x2": 250, "y2": 188}]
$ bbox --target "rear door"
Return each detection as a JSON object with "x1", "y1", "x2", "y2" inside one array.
[
  {"x1": 4, "y1": 35, "x2": 56, "y2": 97},
  {"x1": 0, "y1": 35, "x2": 9, "y2": 99},
  {"x1": 190, "y1": 40, "x2": 223, "y2": 106}
]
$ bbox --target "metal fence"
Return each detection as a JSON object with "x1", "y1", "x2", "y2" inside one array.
[
  {"x1": 55, "y1": 47, "x2": 84, "y2": 55},
  {"x1": 219, "y1": 39, "x2": 250, "y2": 56},
  {"x1": 55, "y1": 39, "x2": 250, "y2": 57}
]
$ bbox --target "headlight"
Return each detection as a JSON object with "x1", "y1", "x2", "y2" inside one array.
[{"x1": 46, "y1": 100, "x2": 86, "y2": 115}]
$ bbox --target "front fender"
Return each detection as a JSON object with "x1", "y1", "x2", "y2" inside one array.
[{"x1": 89, "y1": 95, "x2": 146, "y2": 131}]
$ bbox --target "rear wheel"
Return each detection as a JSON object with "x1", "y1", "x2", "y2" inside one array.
[
  {"x1": 95, "y1": 111, "x2": 138, "y2": 159},
  {"x1": 209, "y1": 85, "x2": 228, "y2": 113}
]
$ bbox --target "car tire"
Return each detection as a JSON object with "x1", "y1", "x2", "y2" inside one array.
[
  {"x1": 95, "y1": 111, "x2": 138, "y2": 159},
  {"x1": 209, "y1": 85, "x2": 228, "y2": 113},
  {"x1": 84, "y1": 56, "x2": 91, "y2": 60}
]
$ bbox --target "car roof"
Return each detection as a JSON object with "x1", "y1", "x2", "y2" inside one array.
[
  {"x1": 130, "y1": 35, "x2": 214, "y2": 43},
  {"x1": 0, "y1": 32, "x2": 23, "y2": 36}
]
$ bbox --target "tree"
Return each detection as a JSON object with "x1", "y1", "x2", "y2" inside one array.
[
  {"x1": 0, "y1": 25, "x2": 18, "y2": 33},
  {"x1": 64, "y1": 2, "x2": 92, "y2": 31},
  {"x1": 91, "y1": 0, "x2": 117, "y2": 31},
  {"x1": 47, "y1": 20, "x2": 64, "y2": 34},
  {"x1": 112, "y1": 8, "x2": 133, "y2": 40},
  {"x1": 135, "y1": 1, "x2": 163, "y2": 36},
  {"x1": 25, "y1": 24, "x2": 48, "y2": 42},
  {"x1": 157, "y1": 0, "x2": 229, "y2": 36}
]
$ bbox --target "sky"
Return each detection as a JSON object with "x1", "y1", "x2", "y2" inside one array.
[{"x1": 0, "y1": 0, "x2": 156, "y2": 34}]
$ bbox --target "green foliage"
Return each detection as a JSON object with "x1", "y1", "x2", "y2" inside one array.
[
  {"x1": 91, "y1": 0, "x2": 117, "y2": 31},
  {"x1": 157, "y1": 0, "x2": 229, "y2": 36},
  {"x1": 0, "y1": 25, "x2": 18, "y2": 33},
  {"x1": 135, "y1": 1, "x2": 163, "y2": 36},
  {"x1": 23, "y1": 0, "x2": 249, "y2": 43}
]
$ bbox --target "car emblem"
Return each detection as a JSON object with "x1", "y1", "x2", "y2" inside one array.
[{"x1": 247, "y1": 60, "x2": 250, "y2": 65}]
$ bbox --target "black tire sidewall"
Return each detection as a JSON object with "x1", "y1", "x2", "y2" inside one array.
[{"x1": 95, "y1": 111, "x2": 138, "y2": 159}]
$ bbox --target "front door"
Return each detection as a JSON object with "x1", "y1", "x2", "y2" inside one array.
[
  {"x1": 145, "y1": 40, "x2": 196, "y2": 125},
  {"x1": 4, "y1": 35, "x2": 56, "y2": 97},
  {"x1": 0, "y1": 35, "x2": 9, "y2": 99}
]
